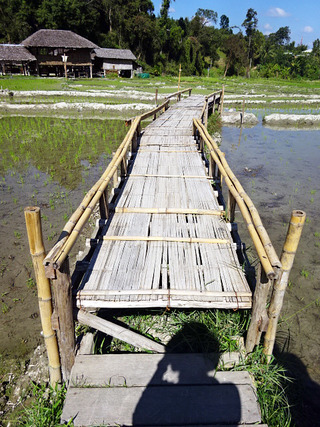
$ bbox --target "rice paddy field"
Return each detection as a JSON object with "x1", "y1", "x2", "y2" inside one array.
[{"x1": 0, "y1": 74, "x2": 319, "y2": 425}]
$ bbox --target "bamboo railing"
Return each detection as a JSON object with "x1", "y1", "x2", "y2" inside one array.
[
  {"x1": 44, "y1": 89, "x2": 192, "y2": 275},
  {"x1": 193, "y1": 118, "x2": 281, "y2": 280},
  {"x1": 200, "y1": 89, "x2": 223, "y2": 125},
  {"x1": 165, "y1": 87, "x2": 192, "y2": 101}
]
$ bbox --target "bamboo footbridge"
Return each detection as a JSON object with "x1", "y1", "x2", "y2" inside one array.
[{"x1": 25, "y1": 87, "x2": 306, "y2": 426}]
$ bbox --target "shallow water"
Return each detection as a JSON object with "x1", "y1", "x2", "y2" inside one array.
[
  {"x1": 0, "y1": 117, "x2": 126, "y2": 359},
  {"x1": 222, "y1": 112, "x2": 320, "y2": 387}
]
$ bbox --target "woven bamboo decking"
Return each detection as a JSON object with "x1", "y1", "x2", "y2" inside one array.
[{"x1": 76, "y1": 96, "x2": 252, "y2": 310}]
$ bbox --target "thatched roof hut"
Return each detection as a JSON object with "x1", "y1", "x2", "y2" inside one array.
[
  {"x1": 0, "y1": 44, "x2": 36, "y2": 62},
  {"x1": 93, "y1": 48, "x2": 136, "y2": 77},
  {"x1": 22, "y1": 29, "x2": 98, "y2": 49},
  {"x1": 21, "y1": 29, "x2": 98, "y2": 77},
  {"x1": 0, "y1": 44, "x2": 36, "y2": 75},
  {"x1": 93, "y1": 48, "x2": 136, "y2": 61}
]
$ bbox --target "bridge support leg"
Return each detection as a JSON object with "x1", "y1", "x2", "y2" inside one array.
[
  {"x1": 264, "y1": 210, "x2": 306, "y2": 361},
  {"x1": 51, "y1": 258, "x2": 75, "y2": 382},
  {"x1": 245, "y1": 263, "x2": 272, "y2": 353}
]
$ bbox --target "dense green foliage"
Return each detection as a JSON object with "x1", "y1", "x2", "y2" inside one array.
[{"x1": 1, "y1": 0, "x2": 320, "y2": 79}]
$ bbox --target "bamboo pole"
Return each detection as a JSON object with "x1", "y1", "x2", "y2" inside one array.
[
  {"x1": 241, "y1": 98, "x2": 245, "y2": 125},
  {"x1": 178, "y1": 64, "x2": 182, "y2": 92},
  {"x1": 24, "y1": 207, "x2": 61, "y2": 386},
  {"x1": 264, "y1": 210, "x2": 306, "y2": 361},
  {"x1": 195, "y1": 119, "x2": 281, "y2": 270},
  {"x1": 245, "y1": 263, "x2": 272, "y2": 353},
  {"x1": 220, "y1": 85, "x2": 225, "y2": 114}
]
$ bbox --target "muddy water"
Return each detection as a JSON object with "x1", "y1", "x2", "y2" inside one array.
[
  {"x1": 0, "y1": 117, "x2": 126, "y2": 361},
  {"x1": 222, "y1": 114, "x2": 320, "y2": 387}
]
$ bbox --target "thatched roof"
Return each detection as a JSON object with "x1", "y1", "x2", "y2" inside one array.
[
  {"x1": 22, "y1": 29, "x2": 98, "y2": 49},
  {"x1": 0, "y1": 44, "x2": 36, "y2": 62},
  {"x1": 94, "y1": 48, "x2": 136, "y2": 61}
]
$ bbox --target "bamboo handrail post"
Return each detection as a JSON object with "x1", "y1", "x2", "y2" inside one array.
[
  {"x1": 227, "y1": 190, "x2": 236, "y2": 223},
  {"x1": 264, "y1": 210, "x2": 306, "y2": 361},
  {"x1": 246, "y1": 263, "x2": 272, "y2": 353},
  {"x1": 213, "y1": 95, "x2": 216, "y2": 113},
  {"x1": 189, "y1": 89, "x2": 192, "y2": 96},
  {"x1": 220, "y1": 85, "x2": 225, "y2": 114},
  {"x1": 120, "y1": 153, "x2": 127, "y2": 178},
  {"x1": 155, "y1": 88, "x2": 158, "y2": 105},
  {"x1": 99, "y1": 187, "x2": 109, "y2": 220},
  {"x1": 209, "y1": 156, "x2": 216, "y2": 178},
  {"x1": 24, "y1": 206, "x2": 61, "y2": 386},
  {"x1": 51, "y1": 258, "x2": 75, "y2": 382}
]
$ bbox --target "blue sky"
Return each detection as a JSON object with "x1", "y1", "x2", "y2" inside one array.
[{"x1": 152, "y1": 0, "x2": 320, "y2": 49}]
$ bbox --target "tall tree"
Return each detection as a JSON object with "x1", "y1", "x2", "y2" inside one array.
[{"x1": 242, "y1": 8, "x2": 258, "y2": 77}]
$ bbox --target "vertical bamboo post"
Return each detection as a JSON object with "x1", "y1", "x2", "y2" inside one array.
[
  {"x1": 264, "y1": 210, "x2": 306, "y2": 360},
  {"x1": 51, "y1": 258, "x2": 75, "y2": 381},
  {"x1": 99, "y1": 188, "x2": 109, "y2": 220},
  {"x1": 213, "y1": 95, "x2": 216, "y2": 113},
  {"x1": 155, "y1": 88, "x2": 158, "y2": 105},
  {"x1": 209, "y1": 157, "x2": 216, "y2": 178},
  {"x1": 241, "y1": 97, "x2": 245, "y2": 125},
  {"x1": 227, "y1": 190, "x2": 236, "y2": 223},
  {"x1": 178, "y1": 64, "x2": 182, "y2": 92},
  {"x1": 24, "y1": 207, "x2": 61, "y2": 386},
  {"x1": 246, "y1": 263, "x2": 272, "y2": 353},
  {"x1": 220, "y1": 85, "x2": 225, "y2": 115}
]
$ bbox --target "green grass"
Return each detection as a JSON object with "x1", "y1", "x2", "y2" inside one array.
[{"x1": 15, "y1": 383, "x2": 70, "y2": 427}]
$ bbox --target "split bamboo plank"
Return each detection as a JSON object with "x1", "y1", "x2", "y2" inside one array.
[
  {"x1": 114, "y1": 207, "x2": 223, "y2": 216},
  {"x1": 101, "y1": 236, "x2": 232, "y2": 244}
]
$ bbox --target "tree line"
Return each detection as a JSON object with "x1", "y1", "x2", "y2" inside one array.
[{"x1": 1, "y1": 0, "x2": 320, "y2": 79}]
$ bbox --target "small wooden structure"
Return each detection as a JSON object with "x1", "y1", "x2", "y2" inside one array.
[
  {"x1": 21, "y1": 29, "x2": 98, "y2": 77},
  {"x1": 0, "y1": 44, "x2": 36, "y2": 75},
  {"x1": 92, "y1": 48, "x2": 136, "y2": 77},
  {"x1": 25, "y1": 87, "x2": 305, "y2": 426}
]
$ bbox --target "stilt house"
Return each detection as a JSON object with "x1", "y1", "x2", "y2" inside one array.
[
  {"x1": 21, "y1": 29, "x2": 98, "y2": 77},
  {"x1": 92, "y1": 48, "x2": 137, "y2": 77},
  {"x1": 0, "y1": 44, "x2": 36, "y2": 75}
]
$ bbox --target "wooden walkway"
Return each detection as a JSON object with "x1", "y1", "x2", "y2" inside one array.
[
  {"x1": 62, "y1": 353, "x2": 266, "y2": 426},
  {"x1": 77, "y1": 96, "x2": 251, "y2": 310}
]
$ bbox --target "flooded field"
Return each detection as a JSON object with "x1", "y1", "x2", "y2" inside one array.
[
  {"x1": 0, "y1": 102, "x2": 319, "y2": 422},
  {"x1": 0, "y1": 117, "x2": 126, "y2": 359},
  {"x1": 222, "y1": 113, "x2": 320, "y2": 391}
]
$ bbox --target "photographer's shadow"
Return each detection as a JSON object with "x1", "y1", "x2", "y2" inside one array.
[{"x1": 132, "y1": 322, "x2": 242, "y2": 425}]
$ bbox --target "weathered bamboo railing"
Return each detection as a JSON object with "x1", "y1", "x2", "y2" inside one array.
[
  {"x1": 165, "y1": 87, "x2": 192, "y2": 102},
  {"x1": 200, "y1": 89, "x2": 223, "y2": 126},
  {"x1": 193, "y1": 118, "x2": 281, "y2": 280},
  {"x1": 193, "y1": 115, "x2": 305, "y2": 356}
]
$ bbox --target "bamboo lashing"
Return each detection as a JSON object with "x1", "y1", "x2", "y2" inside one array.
[
  {"x1": 195, "y1": 119, "x2": 281, "y2": 270},
  {"x1": 264, "y1": 210, "x2": 306, "y2": 361},
  {"x1": 102, "y1": 236, "x2": 232, "y2": 244},
  {"x1": 24, "y1": 207, "x2": 61, "y2": 386},
  {"x1": 114, "y1": 207, "x2": 224, "y2": 216},
  {"x1": 193, "y1": 119, "x2": 276, "y2": 279}
]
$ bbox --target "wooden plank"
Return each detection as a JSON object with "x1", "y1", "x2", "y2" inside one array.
[
  {"x1": 76, "y1": 310, "x2": 165, "y2": 353},
  {"x1": 62, "y1": 382, "x2": 261, "y2": 426},
  {"x1": 70, "y1": 354, "x2": 247, "y2": 387}
]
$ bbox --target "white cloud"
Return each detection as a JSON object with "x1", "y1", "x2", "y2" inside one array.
[
  {"x1": 303, "y1": 26, "x2": 314, "y2": 33},
  {"x1": 263, "y1": 23, "x2": 272, "y2": 35},
  {"x1": 267, "y1": 7, "x2": 290, "y2": 17},
  {"x1": 169, "y1": 7, "x2": 175, "y2": 13}
]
